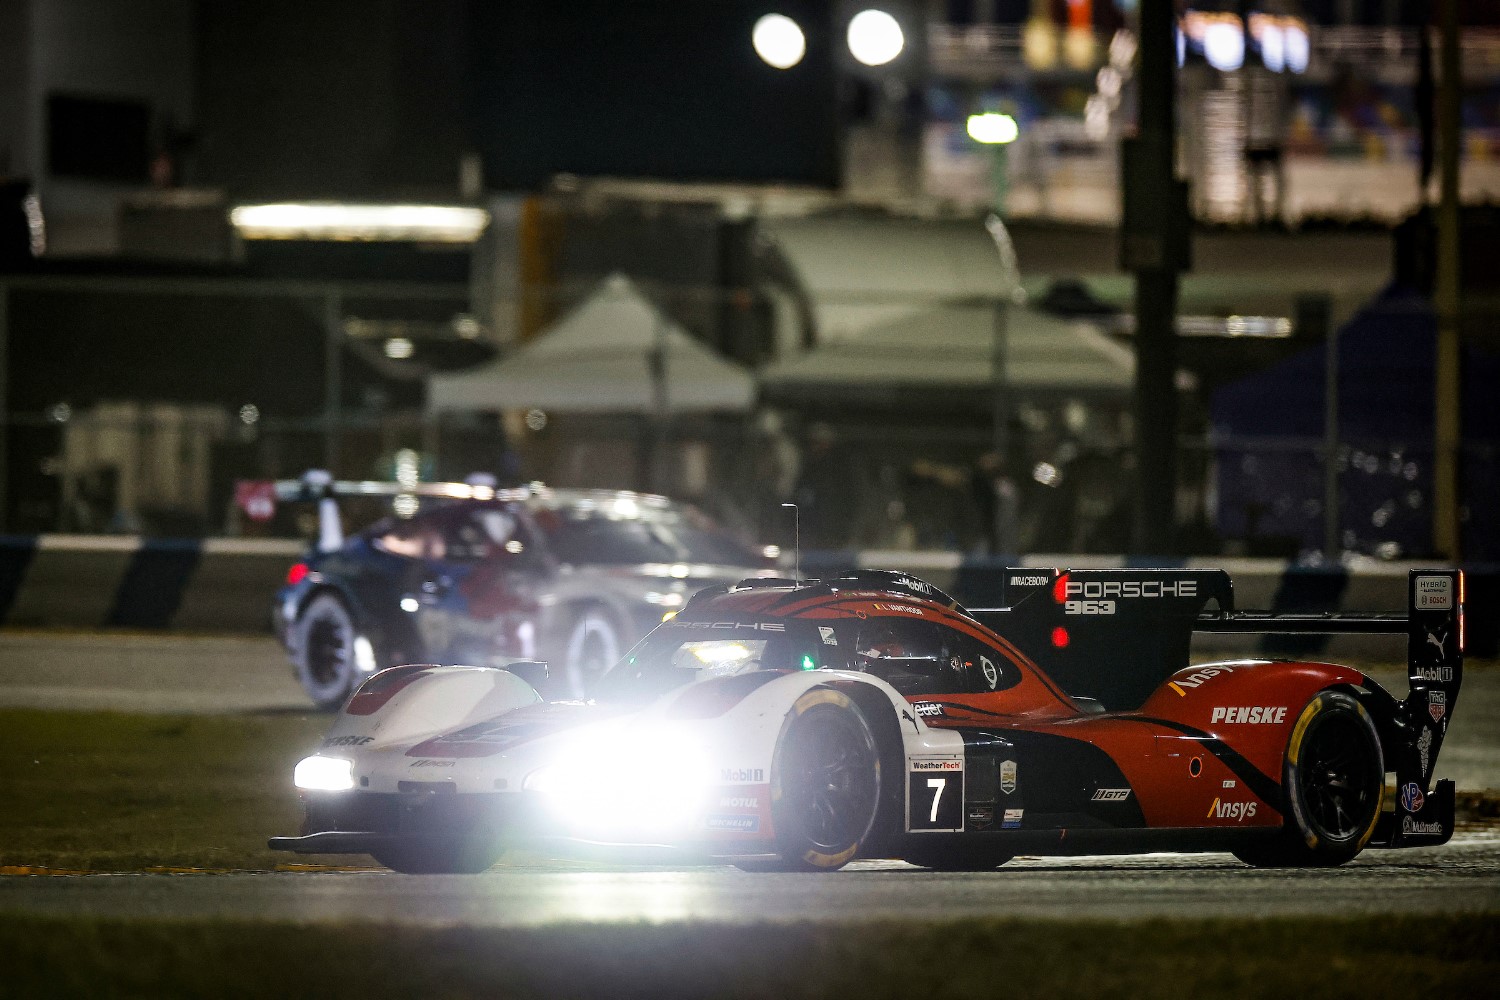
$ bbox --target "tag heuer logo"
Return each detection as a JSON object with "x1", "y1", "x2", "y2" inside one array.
[{"x1": 1428, "y1": 690, "x2": 1447, "y2": 723}]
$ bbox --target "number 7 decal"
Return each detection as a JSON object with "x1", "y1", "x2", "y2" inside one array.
[{"x1": 927, "y1": 777, "x2": 946, "y2": 823}]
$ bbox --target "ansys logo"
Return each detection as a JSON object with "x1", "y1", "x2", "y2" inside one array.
[{"x1": 1207, "y1": 797, "x2": 1257, "y2": 821}]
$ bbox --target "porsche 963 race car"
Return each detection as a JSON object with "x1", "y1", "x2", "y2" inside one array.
[{"x1": 270, "y1": 566, "x2": 1463, "y2": 873}]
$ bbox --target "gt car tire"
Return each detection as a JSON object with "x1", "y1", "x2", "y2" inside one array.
[
  {"x1": 751, "y1": 688, "x2": 882, "y2": 873},
  {"x1": 903, "y1": 842, "x2": 1013, "y2": 871},
  {"x1": 558, "y1": 607, "x2": 622, "y2": 700},
  {"x1": 294, "y1": 594, "x2": 364, "y2": 711},
  {"x1": 371, "y1": 838, "x2": 501, "y2": 875},
  {"x1": 1233, "y1": 689, "x2": 1384, "y2": 868}
]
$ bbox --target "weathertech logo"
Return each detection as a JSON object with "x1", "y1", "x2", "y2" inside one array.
[
  {"x1": 1209, "y1": 706, "x2": 1287, "y2": 725},
  {"x1": 1207, "y1": 798, "x2": 1257, "y2": 821},
  {"x1": 914, "y1": 702, "x2": 944, "y2": 718},
  {"x1": 912, "y1": 760, "x2": 962, "y2": 772}
]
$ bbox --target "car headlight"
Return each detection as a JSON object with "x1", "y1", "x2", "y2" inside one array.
[{"x1": 294, "y1": 755, "x2": 355, "y2": 791}]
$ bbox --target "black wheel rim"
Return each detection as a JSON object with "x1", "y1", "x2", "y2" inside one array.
[
  {"x1": 577, "y1": 628, "x2": 612, "y2": 684},
  {"x1": 783, "y1": 708, "x2": 878, "y2": 852},
  {"x1": 306, "y1": 615, "x2": 350, "y2": 686},
  {"x1": 1299, "y1": 713, "x2": 1378, "y2": 841}
]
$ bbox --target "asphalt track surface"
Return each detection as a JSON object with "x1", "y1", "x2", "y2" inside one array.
[
  {"x1": 0, "y1": 631, "x2": 1497, "y2": 927},
  {"x1": 2, "y1": 836, "x2": 1499, "y2": 925}
]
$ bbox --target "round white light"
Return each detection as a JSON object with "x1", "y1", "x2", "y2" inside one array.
[
  {"x1": 848, "y1": 9, "x2": 904, "y2": 67},
  {"x1": 1284, "y1": 25, "x2": 1309, "y2": 74},
  {"x1": 752, "y1": 13, "x2": 806, "y2": 70},
  {"x1": 1203, "y1": 21, "x2": 1244, "y2": 72},
  {"x1": 966, "y1": 112, "x2": 1019, "y2": 145},
  {"x1": 1260, "y1": 25, "x2": 1285, "y2": 73}
]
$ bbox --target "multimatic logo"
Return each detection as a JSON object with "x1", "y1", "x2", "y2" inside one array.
[
  {"x1": 1209, "y1": 706, "x2": 1288, "y2": 725},
  {"x1": 1403, "y1": 816, "x2": 1443, "y2": 836},
  {"x1": 322, "y1": 735, "x2": 374, "y2": 748}
]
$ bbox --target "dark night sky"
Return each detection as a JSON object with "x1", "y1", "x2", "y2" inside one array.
[{"x1": 469, "y1": 0, "x2": 841, "y2": 189}]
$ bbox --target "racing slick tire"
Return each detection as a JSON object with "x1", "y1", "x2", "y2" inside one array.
[
  {"x1": 294, "y1": 594, "x2": 365, "y2": 711},
  {"x1": 903, "y1": 842, "x2": 1013, "y2": 871},
  {"x1": 738, "y1": 688, "x2": 882, "y2": 873},
  {"x1": 554, "y1": 606, "x2": 622, "y2": 700},
  {"x1": 1233, "y1": 689, "x2": 1384, "y2": 869},
  {"x1": 371, "y1": 838, "x2": 502, "y2": 875}
]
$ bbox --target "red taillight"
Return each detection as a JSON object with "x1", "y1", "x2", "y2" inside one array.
[
  {"x1": 1052, "y1": 573, "x2": 1069, "y2": 604},
  {"x1": 1051, "y1": 626, "x2": 1070, "y2": 648},
  {"x1": 286, "y1": 562, "x2": 310, "y2": 586}
]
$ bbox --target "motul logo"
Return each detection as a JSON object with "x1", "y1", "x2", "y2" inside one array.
[
  {"x1": 1210, "y1": 706, "x2": 1287, "y2": 725},
  {"x1": 1207, "y1": 797, "x2": 1257, "y2": 821}
]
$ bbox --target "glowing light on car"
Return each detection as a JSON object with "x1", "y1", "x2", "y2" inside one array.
[
  {"x1": 294, "y1": 755, "x2": 354, "y2": 791},
  {"x1": 383, "y1": 337, "x2": 414, "y2": 360},
  {"x1": 801, "y1": 654, "x2": 816, "y2": 670},
  {"x1": 525, "y1": 725, "x2": 716, "y2": 833},
  {"x1": 613, "y1": 497, "x2": 640, "y2": 518},
  {"x1": 752, "y1": 13, "x2": 806, "y2": 69},
  {"x1": 286, "y1": 562, "x2": 310, "y2": 586},
  {"x1": 354, "y1": 636, "x2": 377, "y2": 673},
  {"x1": 847, "y1": 9, "x2": 904, "y2": 67},
  {"x1": 1051, "y1": 627, "x2": 1071, "y2": 649},
  {"x1": 669, "y1": 564, "x2": 690, "y2": 579},
  {"x1": 691, "y1": 642, "x2": 753, "y2": 664},
  {"x1": 229, "y1": 203, "x2": 489, "y2": 243},
  {"x1": 400, "y1": 597, "x2": 420, "y2": 613}
]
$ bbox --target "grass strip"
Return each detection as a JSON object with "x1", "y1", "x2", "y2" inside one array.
[
  {"x1": 1, "y1": 911, "x2": 1495, "y2": 1000},
  {"x1": 0, "y1": 708, "x2": 327, "y2": 871}
]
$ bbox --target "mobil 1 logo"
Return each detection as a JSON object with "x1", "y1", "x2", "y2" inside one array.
[{"x1": 909, "y1": 759, "x2": 964, "y2": 832}]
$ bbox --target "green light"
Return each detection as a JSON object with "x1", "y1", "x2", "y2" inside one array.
[{"x1": 801, "y1": 654, "x2": 816, "y2": 671}]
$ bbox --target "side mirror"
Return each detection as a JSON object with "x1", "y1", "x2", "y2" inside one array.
[{"x1": 505, "y1": 659, "x2": 549, "y2": 690}]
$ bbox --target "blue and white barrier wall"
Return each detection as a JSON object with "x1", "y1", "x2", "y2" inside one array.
[{"x1": 0, "y1": 536, "x2": 1493, "y2": 657}]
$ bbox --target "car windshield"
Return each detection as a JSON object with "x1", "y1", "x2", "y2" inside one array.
[
  {"x1": 592, "y1": 626, "x2": 806, "y2": 705},
  {"x1": 533, "y1": 501, "x2": 759, "y2": 566}
]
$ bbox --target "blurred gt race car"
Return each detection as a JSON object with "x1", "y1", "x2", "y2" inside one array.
[
  {"x1": 270, "y1": 566, "x2": 1463, "y2": 873},
  {"x1": 267, "y1": 472, "x2": 771, "y2": 707}
]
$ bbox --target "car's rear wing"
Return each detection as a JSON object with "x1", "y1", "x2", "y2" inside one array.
[
  {"x1": 971, "y1": 567, "x2": 1464, "y2": 847},
  {"x1": 242, "y1": 469, "x2": 525, "y2": 552}
]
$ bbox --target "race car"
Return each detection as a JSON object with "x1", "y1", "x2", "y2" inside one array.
[
  {"x1": 269, "y1": 566, "x2": 1463, "y2": 873},
  {"x1": 266, "y1": 471, "x2": 771, "y2": 707}
]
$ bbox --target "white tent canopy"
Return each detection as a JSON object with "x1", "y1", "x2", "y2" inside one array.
[
  {"x1": 428, "y1": 273, "x2": 756, "y2": 414},
  {"x1": 761, "y1": 215, "x2": 1132, "y2": 397}
]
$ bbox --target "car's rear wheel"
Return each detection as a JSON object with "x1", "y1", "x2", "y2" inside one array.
[
  {"x1": 739, "y1": 689, "x2": 881, "y2": 873},
  {"x1": 1233, "y1": 689, "x2": 1383, "y2": 868},
  {"x1": 294, "y1": 594, "x2": 363, "y2": 711}
]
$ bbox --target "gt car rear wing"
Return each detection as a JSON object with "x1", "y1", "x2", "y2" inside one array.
[{"x1": 250, "y1": 469, "x2": 527, "y2": 552}]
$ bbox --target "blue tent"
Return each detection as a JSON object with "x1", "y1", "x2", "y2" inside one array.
[{"x1": 1211, "y1": 283, "x2": 1499, "y2": 560}]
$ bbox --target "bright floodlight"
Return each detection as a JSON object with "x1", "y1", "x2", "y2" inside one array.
[
  {"x1": 293, "y1": 755, "x2": 354, "y2": 792},
  {"x1": 848, "y1": 9, "x2": 904, "y2": 67},
  {"x1": 753, "y1": 13, "x2": 806, "y2": 69},
  {"x1": 1203, "y1": 21, "x2": 1245, "y2": 72},
  {"x1": 967, "y1": 112, "x2": 1019, "y2": 145},
  {"x1": 1284, "y1": 24, "x2": 1310, "y2": 74}
]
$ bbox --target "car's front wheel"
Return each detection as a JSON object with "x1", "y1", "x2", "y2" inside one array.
[
  {"x1": 739, "y1": 688, "x2": 882, "y2": 873},
  {"x1": 1233, "y1": 689, "x2": 1384, "y2": 868},
  {"x1": 556, "y1": 607, "x2": 622, "y2": 700},
  {"x1": 293, "y1": 594, "x2": 363, "y2": 710}
]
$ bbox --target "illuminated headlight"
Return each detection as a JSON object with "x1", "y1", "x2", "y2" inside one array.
[
  {"x1": 524, "y1": 727, "x2": 717, "y2": 835},
  {"x1": 294, "y1": 755, "x2": 355, "y2": 791}
]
